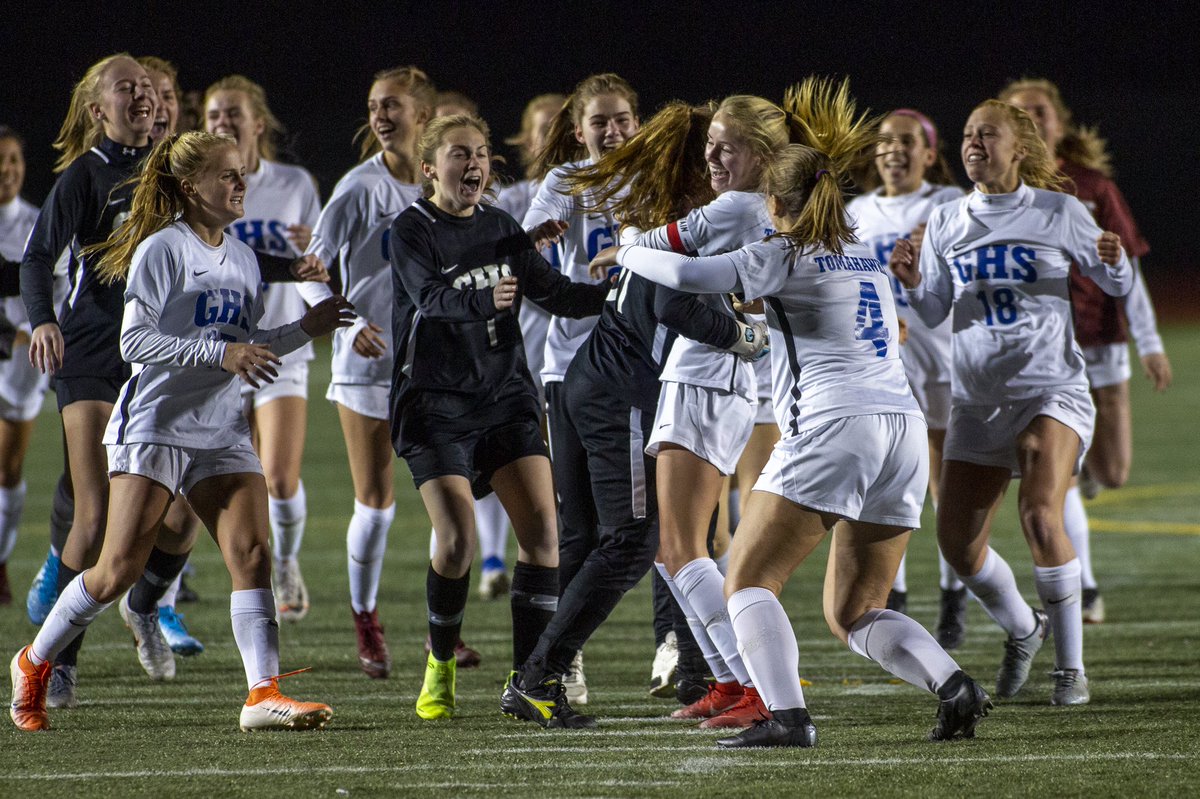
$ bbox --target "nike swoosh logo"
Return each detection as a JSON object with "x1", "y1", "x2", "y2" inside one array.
[
  {"x1": 440, "y1": 263, "x2": 459, "y2": 274},
  {"x1": 193, "y1": 270, "x2": 210, "y2": 277},
  {"x1": 378, "y1": 210, "x2": 397, "y2": 220},
  {"x1": 950, "y1": 242, "x2": 972, "y2": 254},
  {"x1": 1046, "y1": 596, "x2": 1070, "y2": 605},
  {"x1": 107, "y1": 198, "x2": 125, "y2": 206}
]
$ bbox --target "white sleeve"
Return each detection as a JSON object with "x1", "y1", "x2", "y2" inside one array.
[
  {"x1": 615, "y1": 244, "x2": 742, "y2": 293},
  {"x1": 521, "y1": 168, "x2": 575, "y2": 229},
  {"x1": 1063, "y1": 195, "x2": 1133, "y2": 297},
  {"x1": 630, "y1": 193, "x2": 755, "y2": 255},
  {"x1": 119, "y1": 298, "x2": 226, "y2": 369},
  {"x1": 905, "y1": 214, "x2": 954, "y2": 327},
  {"x1": 1123, "y1": 258, "x2": 1164, "y2": 357},
  {"x1": 299, "y1": 180, "x2": 356, "y2": 306},
  {"x1": 249, "y1": 319, "x2": 312, "y2": 357}
]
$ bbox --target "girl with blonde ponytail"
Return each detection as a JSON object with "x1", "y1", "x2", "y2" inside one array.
[
  {"x1": 10, "y1": 131, "x2": 354, "y2": 734},
  {"x1": 1001, "y1": 80, "x2": 1172, "y2": 626},
  {"x1": 593, "y1": 76, "x2": 990, "y2": 748},
  {"x1": 888, "y1": 98, "x2": 1136, "y2": 709}
]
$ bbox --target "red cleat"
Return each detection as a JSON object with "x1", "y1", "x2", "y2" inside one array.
[
  {"x1": 353, "y1": 608, "x2": 391, "y2": 679},
  {"x1": 670, "y1": 680, "x2": 743, "y2": 720},
  {"x1": 699, "y1": 685, "x2": 772, "y2": 728}
]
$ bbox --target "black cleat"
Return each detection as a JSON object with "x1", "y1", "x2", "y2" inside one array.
[
  {"x1": 886, "y1": 589, "x2": 908, "y2": 614},
  {"x1": 936, "y1": 588, "x2": 969, "y2": 650},
  {"x1": 930, "y1": 670, "x2": 992, "y2": 741},
  {"x1": 501, "y1": 672, "x2": 596, "y2": 729},
  {"x1": 716, "y1": 709, "x2": 817, "y2": 749}
]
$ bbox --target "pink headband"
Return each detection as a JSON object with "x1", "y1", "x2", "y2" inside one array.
[{"x1": 890, "y1": 109, "x2": 938, "y2": 150}]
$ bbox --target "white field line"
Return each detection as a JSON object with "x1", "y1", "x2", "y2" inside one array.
[{"x1": 4, "y1": 751, "x2": 1190, "y2": 782}]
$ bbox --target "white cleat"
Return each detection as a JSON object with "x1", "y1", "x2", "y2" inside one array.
[
  {"x1": 1050, "y1": 669, "x2": 1090, "y2": 706},
  {"x1": 649, "y1": 631, "x2": 679, "y2": 698},
  {"x1": 274, "y1": 559, "x2": 310, "y2": 622},
  {"x1": 564, "y1": 649, "x2": 588, "y2": 705},
  {"x1": 240, "y1": 680, "x2": 332, "y2": 731},
  {"x1": 119, "y1": 593, "x2": 175, "y2": 681}
]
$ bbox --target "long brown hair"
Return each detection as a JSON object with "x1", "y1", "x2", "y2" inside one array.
[
  {"x1": 53, "y1": 53, "x2": 138, "y2": 173},
  {"x1": 88, "y1": 132, "x2": 236, "y2": 284},
  {"x1": 530, "y1": 73, "x2": 638, "y2": 180},
  {"x1": 355, "y1": 66, "x2": 437, "y2": 163},
  {"x1": 999, "y1": 78, "x2": 1112, "y2": 176}
]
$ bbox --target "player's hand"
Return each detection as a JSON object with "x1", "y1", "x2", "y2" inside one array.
[
  {"x1": 888, "y1": 238, "x2": 921, "y2": 289},
  {"x1": 589, "y1": 245, "x2": 620, "y2": 280},
  {"x1": 222, "y1": 342, "x2": 280, "y2": 389},
  {"x1": 301, "y1": 295, "x2": 356, "y2": 337},
  {"x1": 285, "y1": 224, "x2": 314, "y2": 253},
  {"x1": 28, "y1": 322, "x2": 63, "y2": 374},
  {"x1": 492, "y1": 276, "x2": 519, "y2": 311},
  {"x1": 729, "y1": 320, "x2": 770, "y2": 362},
  {"x1": 528, "y1": 219, "x2": 569, "y2": 252},
  {"x1": 1141, "y1": 351, "x2": 1173, "y2": 392},
  {"x1": 1096, "y1": 231, "x2": 1124, "y2": 265},
  {"x1": 908, "y1": 222, "x2": 927, "y2": 253},
  {"x1": 352, "y1": 321, "x2": 387, "y2": 359},
  {"x1": 731, "y1": 296, "x2": 764, "y2": 314},
  {"x1": 289, "y1": 254, "x2": 330, "y2": 283}
]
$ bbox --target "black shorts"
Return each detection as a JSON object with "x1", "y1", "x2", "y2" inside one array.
[
  {"x1": 403, "y1": 415, "x2": 547, "y2": 499},
  {"x1": 54, "y1": 375, "x2": 124, "y2": 411}
]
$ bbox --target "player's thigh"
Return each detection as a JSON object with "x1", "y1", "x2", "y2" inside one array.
[
  {"x1": 336, "y1": 402, "x2": 394, "y2": 507},
  {"x1": 252, "y1": 396, "x2": 307, "y2": 492},
  {"x1": 726, "y1": 490, "x2": 831, "y2": 597},
  {"x1": 823, "y1": 520, "x2": 910, "y2": 640}
]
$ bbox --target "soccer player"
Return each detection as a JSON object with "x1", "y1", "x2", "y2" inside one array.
[
  {"x1": 889, "y1": 99, "x2": 1134, "y2": 706},
  {"x1": 846, "y1": 109, "x2": 968, "y2": 647},
  {"x1": 389, "y1": 114, "x2": 609, "y2": 721},
  {"x1": 205, "y1": 75, "x2": 321, "y2": 622},
  {"x1": 9, "y1": 130, "x2": 353, "y2": 732},
  {"x1": 297, "y1": 65, "x2": 436, "y2": 678},
  {"x1": 595, "y1": 77, "x2": 991, "y2": 748},
  {"x1": 1000, "y1": 79, "x2": 1172, "y2": 623}
]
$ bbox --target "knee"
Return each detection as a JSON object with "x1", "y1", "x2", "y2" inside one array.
[
  {"x1": 230, "y1": 537, "x2": 272, "y2": 585},
  {"x1": 824, "y1": 599, "x2": 878, "y2": 646},
  {"x1": 1087, "y1": 460, "x2": 1129, "y2": 490},
  {"x1": 936, "y1": 529, "x2": 973, "y2": 575},
  {"x1": 1018, "y1": 500, "x2": 1062, "y2": 551},
  {"x1": 433, "y1": 531, "x2": 475, "y2": 573},
  {"x1": 86, "y1": 563, "x2": 141, "y2": 604},
  {"x1": 265, "y1": 475, "x2": 300, "y2": 499}
]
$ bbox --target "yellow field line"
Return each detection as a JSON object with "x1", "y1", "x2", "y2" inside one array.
[
  {"x1": 1085, "y1": 482, "x2": 1200, "y2": 506},
  {"x1": 1088, "y1": 518, "x2": 1200, "y2": 536},
  {"x1": 1079, "y1": 481, "x2": 1200, "y2": 534}
]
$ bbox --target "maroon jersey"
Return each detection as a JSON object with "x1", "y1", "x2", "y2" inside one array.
[{"x1": 1062, "y1": 160, "x2": 1150, "y2": 347}]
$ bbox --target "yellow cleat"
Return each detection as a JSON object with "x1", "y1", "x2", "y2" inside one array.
[{"x1": 415, "y1": 652, "x2": 456, "y2": 720}]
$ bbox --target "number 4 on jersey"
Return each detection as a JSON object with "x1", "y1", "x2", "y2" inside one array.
[{"x1": 854, "y1": 280, "x2": 890, "y2": 357}]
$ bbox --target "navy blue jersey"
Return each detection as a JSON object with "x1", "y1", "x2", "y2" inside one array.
[
  {"x1": 389, "y1": 198, "x2": 607, "y2": 450},
  {"x1": 568, "y1": 268, "x2": 740, "y2": 411},
  {"x1": 20, "y1": 137, "x2": 151, "y2": 381}
]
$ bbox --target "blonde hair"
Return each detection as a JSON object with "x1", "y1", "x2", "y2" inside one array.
[
  {"x1": 355, "y1": 66, "x2": 437, "y2": 162},
  {"x1": 435, "y1": 90, "x2": 478, "y2": 116},
  {"x1": 972, "y1": 100, "x2": 1067, "y2": 191},
  {"x1": 999, "y1": 78, "x2": 1112, "y2": 176},
  {"x1": 137, "y1": 56, "x2": 180, "y2": 97},
  {"x1": 505, "y1": 93, "x2": 568, "y2": 179},
  {"x1": 531, "y1": 73, "x2": 638, "y2": 180},
  {"x1": 712, "y1": 94, "x2": 791, "y2": 166},
  {"x1": 89, "y1": 132, "x2": 236, "y2": 284},
  {"x1": 416, "y1": 114, "x2": 501, "y2": 199},
  {"x1": 565, "y1": 101, "x2": 717, "y2": 230},
  {"x1": 53, "y1": 53, "x2": 139, "y2": 173},
  {"x1": 767, "y1": 77, "x2": 881, "y2": 256},
  {"x1": 204, "y1": 75, "x2": 283, "y2": 160}
]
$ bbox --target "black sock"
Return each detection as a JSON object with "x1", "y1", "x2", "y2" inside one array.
[
  {"x1": 773, "y1": 707, "x2": 812, "y2": 728},
  {"x1": 426, "y1": 563, "x2": 469, "y2": 662},
  {"x1": 55, "y1": 563, "x2": 84, "y2": 667},
  {"x1": 651, "y1": 569, "x2": 673, "y2": 647},
  {"x1": 128, "y1": 548, "x2": 190, "y2": 614},
  {"x1": 49, "y1": 473, "x2": 74, "y2": 554},
  {"x1": 510, "y1": 561, "x2": 558, "y2": 670}
]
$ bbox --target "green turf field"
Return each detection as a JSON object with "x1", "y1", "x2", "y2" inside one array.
[{"x1": 1, "y1": 327, "x2": 1196, "y2": 798}]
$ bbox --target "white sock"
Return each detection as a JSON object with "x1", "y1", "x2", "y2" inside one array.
[
  {"x1": 715, "y1": 550, "x2": 730, "y2": 576},
  {"x1": 269, "y1": 481, "x2": 306, "y2": 563},
  {"x1": 728, "y1": 586, "x2": 807, "y2": 711},
  {"x1": 0, "y1": 481, "x2": 24, "y2": 563},
  {"x1": 938, "y1": 552, "x2": 964, "y2": 592},
  {"x1": 656, "y1": 563, "x2": 734, "y2": 683},
  {"x1": 892, "y1": 552, "x2": 908, "y2": 593},
  {"x1": 1034, "y1": 559, "x2": 1084, "y2": 672},
  {"x1": 1062, "y1": 487, "x2": 1097, "y2": 590},
  {"x1": 30, "y1": 573, "x2": 112, "y2": 665},
  {"x1": 157, "y1": 574, "x2": 181, "y2": 609},
  {"x1": 674, "y1": 557, "x2": 753, "y2": 686},
  {"x1": 846, "y1": 608, "x2": 960, "y2": 694},
  {"x1": 475, "y1": 493, "x2": 510, "y2": 567},
  {"x1": 348, "y1": 501, "x2": 395, "y2": 613},
  {"x1": 230, "y1": 588, "x2": 280, "y2": 690},
  {"x1": 960, "y1": 547, "x2": 1036, "y2": 639}
]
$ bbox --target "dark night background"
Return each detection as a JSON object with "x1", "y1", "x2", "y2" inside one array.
[{"x1": 6, "y1": 1, "x2": 1196, "y2": 308}]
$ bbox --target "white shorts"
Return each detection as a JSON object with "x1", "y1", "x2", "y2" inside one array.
[
  {"x1": 107, "y1": 440, "x2": 263, "y2": 495},
  {"x1": 241, "y1": 359, "x2": 308, "y2": 409},
  {"x1": 0, "y1": 348, "x2": 51, "y2": 422},
  {"x1": 647, "y1": 382, "x2": 755, "y2": 476},
  {"x1": 754, "y1": 413, "x2": 929, "y2": 528},
  {"x1": 909, "y1": 379, "x2": 951, "y2": 431},
  {"x1": 327, "y1": 382, "x2": 389, "y2": 421},
  {"x1": 943, "y1": 388, "x2": 1095, "y2": 476},
  {"x1": 1082, "y1": 343, "x2": 1131, "y2": 390}
]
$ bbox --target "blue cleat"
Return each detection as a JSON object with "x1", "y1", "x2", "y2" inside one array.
[
  {"x1": 157, "y1": 606, "x2": 205, "y2": 656},
  {"x1": 26, "y1": 550, "x2": 61, "y2": 625}
]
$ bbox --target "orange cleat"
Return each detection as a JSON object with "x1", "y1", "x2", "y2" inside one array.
[
  {"x1": 9, "y1": 646, "x2": 52, "y2": 732},
  {"x1": 239, "y1": 675, "x2": 332, "y2": 732}
]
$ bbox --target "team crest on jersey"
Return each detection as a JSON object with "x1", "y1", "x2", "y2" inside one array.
[
  {"x1": 194, "y1": 288, "x2": 251, "y2": 333},
  {"x1": 951, "y1": 244, "x2": 1038, "y2": 284},
  {"x1": 451, "y1": 263, "x2": 513, "y2": 290},
  {"x1": 230, "y1": 220, "x2": 292, "y2": 255}
]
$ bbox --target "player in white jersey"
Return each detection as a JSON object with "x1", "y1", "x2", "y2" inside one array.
[
  {"x1": 593, "y1": 77, "x2": 990, "y2": 748},
  {"x1": 0, "y1": 127, "x2": 68, "y2": 605},
  {"x1": 296, "y1": 66, "x2": 436, "y2": 678},
  {"x1": 516, "y1": 74, "x2": 640, "y2": 703},
  {"x1": 9, "y1": 131, "x2": 353, "y2": 732},
  {"x1": 575, "y1": 95, "x2": 785, "y2": 727},
  {"x1": 889, "y1": 99, "x2": 1134, "y2": 707},
  {"x1": 846, "y1": 108, "x2": 969, "y2": 647},
  {"x1": 205, "y1": 76, "x2": 321, "y2": 622}
]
